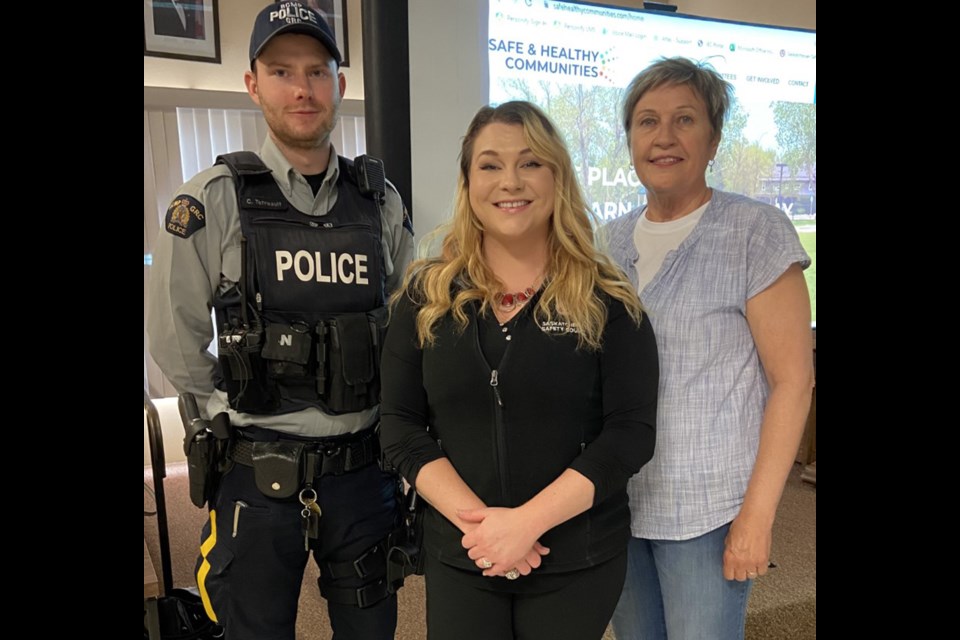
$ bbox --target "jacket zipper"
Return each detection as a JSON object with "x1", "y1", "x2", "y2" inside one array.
[
  {"x1": 489, "y1": 369, "x2": 511, "y2": 504},
  {"x1": 472, "y1": 304, "x2": 517, "y2": 506}
]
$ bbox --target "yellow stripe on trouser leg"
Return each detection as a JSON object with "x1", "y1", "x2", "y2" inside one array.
[{"x1": 196, "y1": 509, "x2": 219, "y2": 623}]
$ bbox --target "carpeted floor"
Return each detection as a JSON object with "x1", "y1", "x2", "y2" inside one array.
[{"x1": 145, "y1": 464, "x2": 815, "y2": 639}]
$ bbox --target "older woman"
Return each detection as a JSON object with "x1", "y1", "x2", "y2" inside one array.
[
  {"x1": 380, "y1": 101, "x2": 659, "y2": 640},
  {"x1": 604, "y1": 58, "x2": 814, "y2": 640}
]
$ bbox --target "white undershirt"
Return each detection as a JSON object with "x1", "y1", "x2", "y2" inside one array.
[{"x1": 633, "y1": 202, "x2": 708, "y2": 291}]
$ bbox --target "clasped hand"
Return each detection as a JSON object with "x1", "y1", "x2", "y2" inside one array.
[{"x1": 458, "y1": 507, "x2": 550, "y2": 579}]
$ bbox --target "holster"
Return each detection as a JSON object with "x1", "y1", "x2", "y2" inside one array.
[
  {"x1": 183, "y1": 411, "x2": 233, "y2": 509},
  {"x1": 386, "y1": 486, "x2": 425, "y2": 588}
]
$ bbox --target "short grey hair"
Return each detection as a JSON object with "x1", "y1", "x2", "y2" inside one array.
[{"x1": 622, "y1": 57, "x2": 733, "y2": 140}]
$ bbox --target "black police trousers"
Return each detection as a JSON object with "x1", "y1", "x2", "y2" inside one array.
[{"x1": 195, "y1": 432, "x2": 398, "y2": 640}]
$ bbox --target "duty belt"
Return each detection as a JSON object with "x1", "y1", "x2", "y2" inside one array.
[{"x1": 230, "y1": 427, "x2": 381, "y2": 478}]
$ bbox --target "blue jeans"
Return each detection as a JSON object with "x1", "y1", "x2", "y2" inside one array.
[{"x1": 610, "y1": 522, "x2": 752, "y2": 640}]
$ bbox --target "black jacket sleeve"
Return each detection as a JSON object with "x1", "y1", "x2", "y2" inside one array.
[
  {"x1": 379, "y1": 292, "x2": 446, "y2": 486},
  {"x1": 569, "y1": 300, "x2": 658, "y2": 505}
]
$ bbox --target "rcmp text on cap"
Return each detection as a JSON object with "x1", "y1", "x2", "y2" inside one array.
[
  {"x1": 270, "y1": 3, "x2": 319, "y2": 27},
  {"x1": 250, "y1": 1, "x2": 343, "y2": 65}
]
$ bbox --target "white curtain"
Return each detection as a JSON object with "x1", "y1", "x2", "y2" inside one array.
[{"x1": 176, "y1": 108, "x2": 366, "y2": 180}]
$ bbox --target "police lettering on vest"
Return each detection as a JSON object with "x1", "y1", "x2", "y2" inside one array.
[{"x1": 276, "y1": 250, "x2": 370, "y2": 285}]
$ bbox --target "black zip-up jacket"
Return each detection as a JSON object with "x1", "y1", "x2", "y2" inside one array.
[{"x1": 380, "y1": 289, "x2": 658, "y2": 574}]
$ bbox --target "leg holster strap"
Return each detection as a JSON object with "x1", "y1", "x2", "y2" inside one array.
[
  {"x1": 319, "y1": 577, "x2": 393, "y2": 609},
  {"x1": 321, "y1": 540, "x2": 388, "y2": 580}
]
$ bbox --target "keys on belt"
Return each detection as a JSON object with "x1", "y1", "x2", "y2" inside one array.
[
  {"x1": 227, "y1": 427, "x2": 380, "y2": 550},
  {"x1": 300, "y1": 487, "x2": 322, "y2": 551}
]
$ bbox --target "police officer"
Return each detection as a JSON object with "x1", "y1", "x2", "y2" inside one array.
[{"x1": 147, "y1": 2, "x2": 414, "y2": 638}]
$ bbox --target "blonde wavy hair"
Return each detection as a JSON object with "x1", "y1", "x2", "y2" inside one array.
[{"x1": 398, "y1": 101, "x2": 642, "y2": 350}]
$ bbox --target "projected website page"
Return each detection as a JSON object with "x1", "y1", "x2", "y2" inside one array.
[{"x1": 488, "y1": 1, "x2": 816, "y2": 219}]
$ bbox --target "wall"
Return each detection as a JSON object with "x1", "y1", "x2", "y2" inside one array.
[
  {"x1": 145, "y1": 397, "x2": 188, "y2": 465},
  {"x1": 144, "y1": 0, "x2": 367, "y2": 100},
  {"x1": 665, "y1": 0, "x2": 815, "y2": 30},
  {"x1": 143, "y1": 1, "x2": 814, "y2": 99}
]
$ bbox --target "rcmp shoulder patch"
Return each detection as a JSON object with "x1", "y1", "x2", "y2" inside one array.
[{"x1": 164, "y1": 195, "x2": 206, "y2": 238}]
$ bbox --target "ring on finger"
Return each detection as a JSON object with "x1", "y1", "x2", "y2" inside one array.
[
  {"x1": 478, "y1": 557, "x2": 493, "y2": 569},
  {"x1": 505, "y1": 568, "x2": 520, "y2": 580}
]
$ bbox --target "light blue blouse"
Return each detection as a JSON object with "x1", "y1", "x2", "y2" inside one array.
[{"x1": 604, "y1": 190, "x2": 810, "y2": 540}]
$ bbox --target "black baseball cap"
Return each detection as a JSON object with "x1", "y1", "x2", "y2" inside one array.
[{"x1": 249, "y1": 2, "x2": 342, "y2": 66}]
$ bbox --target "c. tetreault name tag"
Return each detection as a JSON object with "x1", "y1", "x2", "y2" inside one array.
[{"x1": 275, "y1": 250, "x2": 369, "y2": 285}]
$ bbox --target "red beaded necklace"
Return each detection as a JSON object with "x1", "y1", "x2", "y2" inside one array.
[{"x1": 494, "y1": 287, "x2": 537, "y2": 313}]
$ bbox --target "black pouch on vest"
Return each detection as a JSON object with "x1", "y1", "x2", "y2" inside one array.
[
  {"x1": 261, "y1": 323, "x2": 313, "y2": 378},
  {"x1": 324, "y1": 313, "x2": 375, "y2": 413},
  {"x1": 251, "y1": 441, "x2": 306, "y2": 499},
  {"x1": 217, "y1": 328, "x2": 280, "y2": 413}
]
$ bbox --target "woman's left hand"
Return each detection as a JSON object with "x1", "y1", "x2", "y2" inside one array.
[
  {"x1": 459, "y1": 507, "x2": 547, "y2": 577},
  {"x1": 722, "y1": 513, "x2": 772, "y2": 582},
  {"x1": 724, "y1": 263, "x2": 813, "y2": 584}
]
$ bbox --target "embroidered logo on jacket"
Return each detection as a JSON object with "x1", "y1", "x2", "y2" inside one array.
[
  {"x1": 165, "y1": 195, "x2": 206, "y2": 238},
  {"x1": 538, "y1": 319, "x2": 580, "y2": 334}
]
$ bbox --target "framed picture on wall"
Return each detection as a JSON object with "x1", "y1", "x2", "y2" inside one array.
[
  {"x1": 306, "y1": 0, "x2": 350, "y2": 67},
  {"x1": 144, "y1": 0, "x2": 222, "y2": 64}
]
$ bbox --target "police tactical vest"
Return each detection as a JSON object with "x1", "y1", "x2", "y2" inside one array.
[{"x1": 213, "y1": 151, "x2": 388, "y2": 416}]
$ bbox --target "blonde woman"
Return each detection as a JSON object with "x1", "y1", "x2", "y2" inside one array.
[{"x1": 380, "y1": 101, "x2": 659, "y2": 640}]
